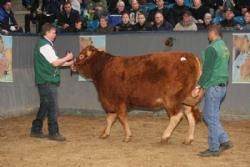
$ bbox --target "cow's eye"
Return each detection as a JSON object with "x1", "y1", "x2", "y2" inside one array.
[{"x1": 79, "y1": 54, "x2": 85, "y2": 60}]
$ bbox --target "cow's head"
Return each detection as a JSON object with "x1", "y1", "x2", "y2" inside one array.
[{"x1": 71, "y1": 45, "x2": 100, "y2": 78}]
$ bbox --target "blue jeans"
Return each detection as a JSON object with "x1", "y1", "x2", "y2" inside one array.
[
  {"x1": 203, "y1": 86, "x2": 229, "y2": 151},
  {"x1": 31, "y1": 83, "x2": 59, "y2": 135}
]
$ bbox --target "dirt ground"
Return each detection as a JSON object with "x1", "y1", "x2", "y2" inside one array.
[{"x1": 0, "y1": 114, "x2": 250, "y2": 167}]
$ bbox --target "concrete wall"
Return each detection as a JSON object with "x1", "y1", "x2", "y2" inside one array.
[{"x1": 1, "y1": 32, "x2": 250, "y2": 119}]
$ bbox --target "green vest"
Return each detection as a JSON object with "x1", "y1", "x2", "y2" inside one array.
[
  {"x1": 200, "y1": 38, "x2": 230, "y2": 88},
  {"x1": 34, "y1": 38, "x2": 60, "y2": 84}
]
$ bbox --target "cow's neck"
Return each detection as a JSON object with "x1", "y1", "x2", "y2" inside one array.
[{"x1": 90, "y1": 51, "x2": 113, "y2": 81}]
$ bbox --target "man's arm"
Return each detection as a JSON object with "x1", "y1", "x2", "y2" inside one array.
[
  {"x1": 40, "y1": 44, "x2": 73, "y2": 67},
  {"x1": 198, "y1": 46, "x2": 217, "y2": 88}
]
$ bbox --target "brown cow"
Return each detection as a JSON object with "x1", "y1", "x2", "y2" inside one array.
[{"x1": 71, "y1": 45, "x2": 204, "y2": 144}]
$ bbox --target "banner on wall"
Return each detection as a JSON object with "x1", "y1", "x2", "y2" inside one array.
[
  {"x1": 78, "y1": 35, "x2": 106, "y2": 81},
  {"x1": 232, "y1": 33, "x2": 250, "y2": 83},
  {"x1": 0, "y1": 35, "x2": 13, "y2": 82}
]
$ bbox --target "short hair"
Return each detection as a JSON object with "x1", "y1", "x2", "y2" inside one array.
[
  {"x1": 63, "y1": 1, "x2": 71, "y2": 7},
  {"x1": 41, "y1": 23, "x2": 56, "y2": 36},
  {"x1": 2, "y1": 0, "x2": 11, "y2": 5},
  {"x1": 208, "y1": 24, "x2": 222, "y2": 37}
]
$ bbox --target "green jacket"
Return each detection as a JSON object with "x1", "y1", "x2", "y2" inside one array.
[
  {"x1": 198, "y1": 38, "x2": 230, "y2": 89},
  {"x1": 34, "y1": 38, "x2": 60, "y2": 84}
]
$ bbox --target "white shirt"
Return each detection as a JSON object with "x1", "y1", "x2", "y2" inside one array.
[{"x1": 39, "y1": 37, "x2": 58, "y2": 63}]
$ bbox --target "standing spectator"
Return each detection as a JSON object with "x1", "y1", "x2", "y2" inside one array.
[
  {"x1": 36, "y1": 0, "x2": 62, "y2": 33},
  {"x1": 147, "y1": 0, "x2": 171, "y2": 25},
  {"x1": 57, "y1": 1, "x2": 80, "y2": 32},
  {"x1": 31, "y1": 23, "x2": 74, "y2": 141},
  {"x1": 111, "y1": 0, "x2": 127, "y2": 15},
  {"x1": 219, "y1": 8, "x2": 240, "y2": 31},
  {"x1": 174, "y1": 10, "x2": 197, "y2": 31},
  {"x1": 195, "y1": 25, "x2": 233, "y2": 157},
  {"x1": 0, "y1": 0, "x2": 23, "y2": 33},
  {"x1": 190, "y1": 0, "x2": 209, "y2": 23},
  {"x1": 129, "y1": 0, "x2": 141, "y2": 25},
  {"x1": 149, "y1": 11, "x2": 173, "y2": 31},
  {"x1": 24, "y1": 0, "x2": 39, "y2": 33},
  {"x1": 241, "y1": 10, "x2": 250, "y2": 31},
  {"x1": 96, "y1": 15, "x2": 114, "y2": 33},
  {"x1": 133, "y1": 12, "x2": 150, "y2": 31},
  {"x1": 70, "y1": 0, "x2": 82, "y2": 14},
  {"x1": 197, "y1": 12, "x2": 212, "y2": 30},
  {"x1": 170, "y1": 0, "x2": 190, "y2": 26},
  {"x1": 114, "y1": 11, "x2": 133, "y2": 31},
  {"x1": 108, "y1": 0, "x2": 130, "y2": 13}
]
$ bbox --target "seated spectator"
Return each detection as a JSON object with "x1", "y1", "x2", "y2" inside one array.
[
  {"x1": 215, "y1": 0, "x2": 240, "y2": 17},
  {"x1": 96, "y1": 15, "x2": 113, "y2": 33},
  {"x1": 0, "y1": 0, "x2": 23, "y2": 33},
  {"x1": 114, "y1": 11, "x2": 133, "y2": 31},
  {"x1": 149, "y1": 11, "x2": 173, "y2": 31},
  {"x1": 85, "y1": 0, "x2": 107, "y2": 19},
  {"x1": 108, "y1": 0, "x2": 130, "y2": 13},
  {"x1": 241, "y1": 10, "x2": 250, "y2": 31},
  {"x1": 36, "y1": 0, "x2": 62, "y2": 33},
  {"x1": 202, "y1": 0, "x2": 221, "y2": 17},
  {"x1": 197, "y1": 12, "x2": 212, "y2": 30},
  {"x1": 170, "y1": 0, "x2": 190, "y2": 26},
  {"x1": 129, "y1": 0, "x2": 141, "y2": 25},
  {"x1": 86, "y1": 0, "x2": 107, "y2": 10},
  {"x1": 220, "y1": 8, "x2": 240, "y2": 31},
  {"x1": 190, "y1": 0, "x2": 209, "y2": 23},
  {"x1": 63, "y1": 18, "x2": 86, "y2": 32},
  {"x1": 235, "y1": 0, "x2": 250, "y2": 16},
  {"x1": 147, "y1": 0, "x2": 171, "y2": 25},
  {"x1": 133, "y1": 12, "x2": 150, "y2": 31},
  {"x1": 174, "y1": 10, "x2": 197, "y2": 31},
  {"x1": 57, "y1": 1, "x2": 80, "y2": 32},
  {"x1": 111, "y1": 0, "x2": 127, "y2": 15}
]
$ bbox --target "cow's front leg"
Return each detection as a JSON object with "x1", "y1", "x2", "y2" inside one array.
[
  {"x1": 117, "y1": 110, "x2": 132, "y2": 142},
  {"x1": 183, "y1": 105, "x2": 195, "y2": 145},
  {"x1": 161, "y1": 111, "x2": 184, "y2": 143},
  {"x1": 100, "y1": 113, "x2": 117, "y2": 139}
]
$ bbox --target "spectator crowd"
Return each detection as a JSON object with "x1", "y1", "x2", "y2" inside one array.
[{"x1": 0, "y1": 0, "x2": 250, "y2": 34}]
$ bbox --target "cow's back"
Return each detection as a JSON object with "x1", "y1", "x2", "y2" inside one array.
[{"x1": 97, "y1": 51, "x2": 200, "y2": 109}]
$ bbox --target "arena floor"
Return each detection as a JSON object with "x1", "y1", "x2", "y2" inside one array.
[{"x1": 0, "y1": 115, "x2": 250, "y2": 167}]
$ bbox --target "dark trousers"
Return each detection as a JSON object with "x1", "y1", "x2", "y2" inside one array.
[{"x1": 31, "y1": 83, "x2": 59, "y2": 135}]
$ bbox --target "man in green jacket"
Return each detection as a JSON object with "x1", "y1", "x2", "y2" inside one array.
[
  {"x1": 31, "y1": 23, "x2": 73, "y2": 141},
  {"x1": 194, "y1": 25, "x2": 233, "y2": 157}
]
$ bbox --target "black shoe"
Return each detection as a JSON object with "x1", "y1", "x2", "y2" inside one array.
[
  {"x1": 48, "y1": 133, "x2": 66, "y2": 141},
  {"x1": 220, "y1": 141, "x2": 233, "y2": 152},
  {"x1": 198, "y1": 149, "x2": 220, "y2": 157},
  {"x1": 30, "y1": 131, "x2": 47, "y2": 138}
]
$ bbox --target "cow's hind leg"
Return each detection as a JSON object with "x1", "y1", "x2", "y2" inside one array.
[
  {"x1": 117, "y1": 109, "x2": 132, "y2": 142},
  {"x1": 100, "y1": 113, "x2": 117, "y2": 139},
  {"x1": 183, "y1": 105, "x2": 195, "y2": 145},
  {"x1": 161, "y1": 111, "x2": 184, "y2": 143}
]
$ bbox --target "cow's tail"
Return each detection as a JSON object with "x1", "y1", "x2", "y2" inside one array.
[{"x1": 191, "y1": 105, "x2": 201, "y2": 122}]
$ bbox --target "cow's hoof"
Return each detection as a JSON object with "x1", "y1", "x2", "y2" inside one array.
[
  {"x1": 182, "y1": 139, "x2": 193, "y2": 145},
  {"x1": 99, "y1": 134, "x2": 110, "y2": 139},
  {"x1": 160, "y1": 138, "x2": 169, "y2": 144},
  {"x1": 123, "y1": 136, "x2": 132, "y2": 143}
]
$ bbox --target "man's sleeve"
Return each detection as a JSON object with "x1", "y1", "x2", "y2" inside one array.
[
  {"x1": 198, "y1": 46, "x2": 217, "y2": 87},
  {"x1": 39, "y1": 44, "x2": 58, "y2": 63}
]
